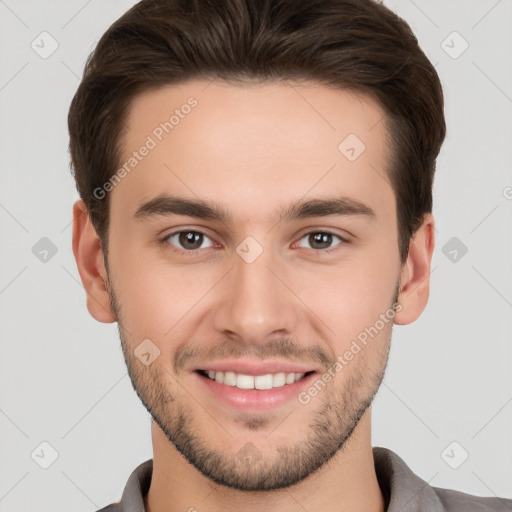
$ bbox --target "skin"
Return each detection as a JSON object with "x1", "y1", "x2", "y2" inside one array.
[{"x1": 72, "y1": 79, "x2": 435, "y2": 512}]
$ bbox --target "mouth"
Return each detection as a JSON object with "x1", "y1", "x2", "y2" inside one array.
[
  {"x1": 196, "y1": 369, "x2": 316, "y2": 389},
  {"x1": 194, "y1": 369, "x2": 318, "y2": 411}
]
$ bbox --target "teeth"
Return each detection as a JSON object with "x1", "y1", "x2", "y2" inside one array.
[
  {"x1": 255, "y1": 374, "x2": 273, "y2": 390},
  {"x1": 223, "y1": 371, "x2": 237, "y2": 386},
  {"x1": 203, "y1": 370, "x2": 306, "y2": 389},
  {"x1": 237, "y1": 373, "x2": 255, "y2": 389},
  {"x1": 285, "y1": 372, "x2": 296, "y2": 384},
  {"x1": 272, "y1": 372, "x2": 286, "y2": 387}
]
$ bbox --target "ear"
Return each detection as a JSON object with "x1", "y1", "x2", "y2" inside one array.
[
  {"x1": 393, "y1": 213, "x2": 435, "y2": 325},
  {"x1": 72, "y1": 199, "x2": 116, "y2": 323}
]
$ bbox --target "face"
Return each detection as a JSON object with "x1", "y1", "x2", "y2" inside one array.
[{"x1": 103, "y1": 79, "x2": 403, "y2": 490}]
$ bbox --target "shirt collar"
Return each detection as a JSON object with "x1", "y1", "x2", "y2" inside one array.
[
  {"x1": 113, "y1": 446, "x2": 446, "y2": 512},
  {"x1": 373, "y1": 446, "x2": 445, "y2": 511}
]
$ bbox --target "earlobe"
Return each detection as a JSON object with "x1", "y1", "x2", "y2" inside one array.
[
  {"x1": 72, "y1": 199, "x2": 117, "y2": 323},
  {"x1": 393, "y1": 213, "x2": 435, "y2": 325}
]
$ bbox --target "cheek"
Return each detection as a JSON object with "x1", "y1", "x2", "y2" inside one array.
[
  {"x1": 290, "y1": 250, "x2": 399, "y2": 342},
  {"x1": 113, "y1": 249, "x2": 219, "y2": 336}
]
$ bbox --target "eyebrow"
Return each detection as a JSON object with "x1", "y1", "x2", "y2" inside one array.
[{"x1": 132, "y1": 193, "x2": 376, "y2": 225}]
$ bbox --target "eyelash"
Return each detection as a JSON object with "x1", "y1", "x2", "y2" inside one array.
[{"x1": 159, "y1": 229, "x2": 349, "y2": 255}]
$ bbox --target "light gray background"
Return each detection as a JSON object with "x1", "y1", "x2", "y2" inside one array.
[{"x1": 1, "y1": 1, "x2": 511, "y2": 511}]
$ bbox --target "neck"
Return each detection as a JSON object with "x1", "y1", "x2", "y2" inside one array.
[{"x1": 144, "y1": 409, "x2": 385, "y2": 512}]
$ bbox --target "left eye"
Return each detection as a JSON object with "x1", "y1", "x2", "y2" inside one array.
[
  {"x1": 296, "y1": 231, "x2": 345, "y2": 251},
  {"x1": 164, "y1": 231, "x2": 214, "y2": 251}
]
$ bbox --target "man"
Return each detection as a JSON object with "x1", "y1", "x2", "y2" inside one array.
[{"x1": 69, "y1": 0, "x2": 511, "y2": 510}]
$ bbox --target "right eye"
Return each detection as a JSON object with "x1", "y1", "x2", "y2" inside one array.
[{"x1": 162, "y1": 230, "x2": 216, "y2": 252}]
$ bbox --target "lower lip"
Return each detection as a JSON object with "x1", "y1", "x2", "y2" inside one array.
[{"x1": 194, "y1": 371, "x2": 317, "y2": 411}]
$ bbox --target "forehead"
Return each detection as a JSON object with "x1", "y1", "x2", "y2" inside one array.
[{"x1": 112, "y1": 79, "x2": 394, "y2": 223}]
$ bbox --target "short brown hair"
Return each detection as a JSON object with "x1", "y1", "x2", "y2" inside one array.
[{"x1": 68, "y1": 0, "x2": 446, "y2": 265}]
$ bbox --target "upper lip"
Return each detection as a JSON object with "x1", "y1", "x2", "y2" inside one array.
[{"x1": 193, "y1": 360, "x2": 319, "y2": 376}]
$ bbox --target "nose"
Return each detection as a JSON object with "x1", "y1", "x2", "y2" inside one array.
[{"x1": 213, "y1": 244, "x2": 300, "y2": 346}]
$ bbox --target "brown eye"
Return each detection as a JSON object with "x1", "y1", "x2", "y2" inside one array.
[
  {"x1": 164, "y1": 231, "x2": 214, "y2": 251},
  {"x1": 296, "y1": 231, "x2": 345, "y2": 251}
]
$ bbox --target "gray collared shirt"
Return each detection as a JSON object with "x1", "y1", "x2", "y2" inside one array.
[{"x1": 97, "y1": 446, "x2": 512, "y2": 511}]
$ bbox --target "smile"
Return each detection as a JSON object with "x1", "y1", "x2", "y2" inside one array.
[{"x1": 198, "y1": 369, "x2": 314, "y2": 390}]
